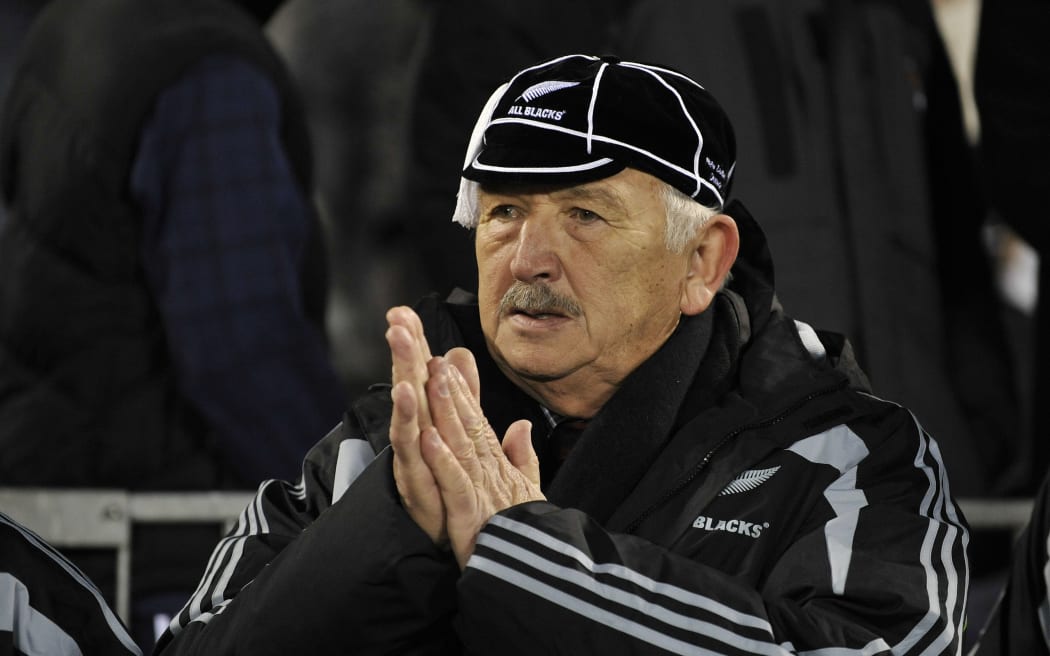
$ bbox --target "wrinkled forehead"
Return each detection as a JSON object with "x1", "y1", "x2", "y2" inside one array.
[{"x1": 477, "y1": 168, "x2": 662, "y2": 212}]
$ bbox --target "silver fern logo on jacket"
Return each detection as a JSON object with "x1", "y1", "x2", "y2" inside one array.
[{"x1": 718, "y1": 466, "x2": 781, "y2": 496}]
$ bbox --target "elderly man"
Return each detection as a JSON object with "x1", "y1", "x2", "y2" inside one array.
[{"x1": 155, "y1": 54, "x2": 967, "y2": 655}]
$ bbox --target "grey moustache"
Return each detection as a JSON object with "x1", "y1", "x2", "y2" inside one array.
[{"x1": 498, "y1": 282, "x2": 582, "y2": 318}]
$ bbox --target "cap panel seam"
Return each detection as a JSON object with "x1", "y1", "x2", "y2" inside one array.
[
  {"x1": 625, "y1": 65, "x2": 706, "y2": 198},
  {"x1": 619, "y1": 61, "x2": 708, "y2": 92},
  {"x1": 587, "y1": 62, "x2": 609, "y2": 155}
]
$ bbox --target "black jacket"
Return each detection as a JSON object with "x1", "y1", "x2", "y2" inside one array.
[{"x1": 156, "y1": 202, "x2": 968, "y2": 654}]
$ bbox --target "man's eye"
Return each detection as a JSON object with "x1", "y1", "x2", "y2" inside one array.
[
  {"x1": 571, "y1": 208, "x2": 603, "y2": 223},
  {"x1": 488, "y1": 205, "x2": 521, "y2": 221}
]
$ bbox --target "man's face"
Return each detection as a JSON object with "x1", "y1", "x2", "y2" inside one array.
[{"x1": 475, "y1": 168, "x2": 698, "y2": 415}]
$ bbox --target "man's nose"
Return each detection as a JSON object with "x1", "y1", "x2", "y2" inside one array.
[{"x1": 509, "y1": 215, "x2": 562, "y2": 282}]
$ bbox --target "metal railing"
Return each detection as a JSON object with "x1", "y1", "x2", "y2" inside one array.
[
  {"x1": 958, "y1": 497, "x2": 1034, "y2": 533},
  {"x1": 0, "y1": 490, "x2": 1035, "y2": 623},
  {"x1": 0, "y1": 488, "x2": 254, "y2": 621}
]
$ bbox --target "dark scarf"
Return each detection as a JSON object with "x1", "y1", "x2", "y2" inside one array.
[{"x1": 544, "y1": 309, "x2": 725, "y2": 523}]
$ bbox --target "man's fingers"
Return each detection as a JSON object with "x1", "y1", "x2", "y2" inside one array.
[
  {"x1": 386, "y1": 306, "x2": 435, "y2": 429},
  {"x1": 385, "y1": 324, "x2": 414, "y2": 379},
  {"x1": 420, "y1": 363, "x2": 546, "y2": 570},
  {"x1": 386, "y1": 324, "x2": 425, "y2": 393},
  {"x1": 389, "y1": 381, "x2": 448, "y2": 544},
  {"x1": 445, "y1": 347, "x2": 480, "y2": 401},
  {"x1": 389, "y1": 381, "x2": 419, "y2": 448},
  {"x1": 387, "y1": 306, "x2": 432, "y2": 361},
  {"x1": 389, "y1": 381, "x2": 425, "y2": 494},
  {"x1": 427, "y1": 361, "x2": 487, "y2": 470},
  {"x1": 447, "y1": 363, "x2": 501, "y2": 460},
  {"x1": 502, "y1": 420, "x2": 541, "y2": 488},
  {"x1": 420, "y1": 425, "x2": 476, "y2": 517}
]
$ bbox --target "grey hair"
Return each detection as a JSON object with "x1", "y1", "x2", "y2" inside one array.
[
  {"x1": 659, "y1": 183, "x2": 719, "y2": 253},
  {"x1": 451, "y1": 176, "x2": 719, "y2": 253}
]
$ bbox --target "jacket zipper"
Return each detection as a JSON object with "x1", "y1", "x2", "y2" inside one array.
[{"x1": 623, "y1": 378, "x2": 850, "y2": 534}]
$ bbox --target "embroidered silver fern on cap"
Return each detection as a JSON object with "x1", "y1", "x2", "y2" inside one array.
[
  {"x1": 517, "y1": 80, "x2": 580, "y2": 103},
  {"x1": 719, "y1": 466, "x2": 781, "y2": 495}
]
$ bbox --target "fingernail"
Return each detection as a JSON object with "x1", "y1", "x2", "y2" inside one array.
[{"x1": 422, "y1": 426, "x2": 438, "y2": 445}]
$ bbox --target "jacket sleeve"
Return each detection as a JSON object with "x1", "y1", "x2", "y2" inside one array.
[
  {"x1": 455, "y1": 411, "x2": 969, "y2": 655},
  {"x1": 153, "y1": 418, "x2": 460, "y2": 655},
  {"x1": 0, "y1": 512, "x2": 141, "y2": 656}
]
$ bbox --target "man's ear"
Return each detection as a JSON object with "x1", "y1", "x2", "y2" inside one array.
[{"x1": 680, "y1": 214, "x2": 740, "y2": 316}]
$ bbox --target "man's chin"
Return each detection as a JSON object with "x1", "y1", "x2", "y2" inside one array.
[
  {"x1": 488, "y1": 333, "x2": 589, "y2": 384},
  {"x1": 497, "y1": 352, "x2": 577, "y2": 384},
  {"x1": 506, "y1": 366, "x2": 564, "y2": 383},
  {"x1": 495, "y1": 354, "x2": 562, "y2": 382}
]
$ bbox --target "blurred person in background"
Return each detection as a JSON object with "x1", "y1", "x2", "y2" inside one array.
[
  {"x1": 0, "y1": 0, "x2": 346, "y2": 647},
  {"x1": 265, "y1": 0, "x2": 431, "y2": 394},
  {"x1": 975, "y1": 0, "x2": 1048, "y2": 500}
]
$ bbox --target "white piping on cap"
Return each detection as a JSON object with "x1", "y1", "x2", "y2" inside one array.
[{"x1": 587, "y1": 62, "x2": 609, "y2": 155}]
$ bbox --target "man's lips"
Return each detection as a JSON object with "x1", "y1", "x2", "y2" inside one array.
[
  {"x1": 510, "y1": 308, "x2": 566, "y2": 319},
  {"x1": 505, "y1": 308, "x2": 573, "y2": 328}
]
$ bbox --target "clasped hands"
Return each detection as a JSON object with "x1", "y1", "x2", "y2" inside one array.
[{"x1": 385, "y1": 307, "x2": 545, "y2": 569}]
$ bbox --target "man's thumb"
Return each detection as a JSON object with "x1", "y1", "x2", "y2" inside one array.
[{"x1": 503, "y1": 420, "x2": 540, "y2": 487}]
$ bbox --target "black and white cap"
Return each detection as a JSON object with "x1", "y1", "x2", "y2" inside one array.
[{"x1": 460, "y1": 53, "x2": 737, "y2": 210}]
